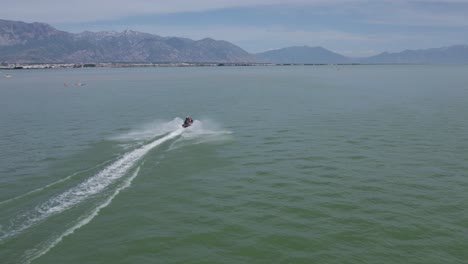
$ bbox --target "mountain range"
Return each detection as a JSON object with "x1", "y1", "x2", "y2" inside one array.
[
  {"x1": 0, "y1": 19, "x2": 256, "y2": 63},
  {"x1": 255, "y1": 46, "x2": 350, "y2": 64},
  {"x1": 1, "y1": 19, "x2": 468, "y2": 64}
]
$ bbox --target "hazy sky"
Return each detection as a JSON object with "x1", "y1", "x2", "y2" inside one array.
[{"x1": 2, "y1": 0, "x2": 468, "y2": 56}]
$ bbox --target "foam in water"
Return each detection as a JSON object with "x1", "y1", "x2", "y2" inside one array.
[
  {"x1": 22, "y1": 166, "x2": 142, "y2": 264},
  {"x1": 1, "y1": 117, "x2": 233, "y2": 263},
  {"x1": 169, "y1": 118, "x2": 233, "y2": 150},
  {"x1": 0, "y1": 127, "x2": 183, "y2": 242},
  {"x1": 0, "y1": 157, "x2": 118, "y2": 207},
  {"x1": 111, "y1": 118, "x2": 184, "y2": 142}
]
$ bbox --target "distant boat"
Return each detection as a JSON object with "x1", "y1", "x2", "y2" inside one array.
[{"x1": 4, "y1": 74, "x2": 12, "y2": 78}]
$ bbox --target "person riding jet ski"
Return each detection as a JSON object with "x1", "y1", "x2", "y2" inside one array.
[{"x1": 182, "y1": 116, "x2": 193, "y2": 128}]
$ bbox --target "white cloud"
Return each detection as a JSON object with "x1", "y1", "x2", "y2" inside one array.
[
  {"x1": 354, "y1": 0, "x2": 468, "y2": 27},
  {"x1": 0, "y1": 0, "x2": 357, "y2": 23},
  {"x1": 368, "y1": 10, "x2": 468, "y2": 27},
  {"x1": 2, "y1": 0, "x2": 468, "y2": 27}
]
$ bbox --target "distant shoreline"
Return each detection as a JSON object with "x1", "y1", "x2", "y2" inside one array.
[
  {"x1": 1, "y1": 62, "x2": 271, "y2": 70},
  {"x1": 2, "y1": 62, "x2": 452, "y2": 70}
]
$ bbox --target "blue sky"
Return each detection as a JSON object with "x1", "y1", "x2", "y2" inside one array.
[{"x1": 2, "y1": 0, "x2": 468, "y2": 56}]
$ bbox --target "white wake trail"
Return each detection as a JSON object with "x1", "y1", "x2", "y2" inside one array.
[
  {"x1": 22, "y1": 166, "x2": 142, "y2": 264},
  {"x1": 0, "y1": 157, "x2": 118, "y2": 207},
  {"x1": 0, "y1": 129, "x2": 182, "y2": 242}
]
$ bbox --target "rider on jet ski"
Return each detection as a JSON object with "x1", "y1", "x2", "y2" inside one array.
[{"x1": 183, "y1": 116, "x2": 193, "y2": 128}]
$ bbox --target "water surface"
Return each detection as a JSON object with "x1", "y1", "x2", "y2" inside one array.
[{"x1": 0, "y1": 65, "x2": 467, "y2": 263}]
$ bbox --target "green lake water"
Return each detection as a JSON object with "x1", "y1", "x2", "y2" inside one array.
[{"x1": 0, "y1": 65, "x2": 467, "y2": 263}]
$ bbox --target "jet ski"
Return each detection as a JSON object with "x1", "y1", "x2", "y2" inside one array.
[{"x1": 182, "y1": 117, "x2": 193, "y2": 128}]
